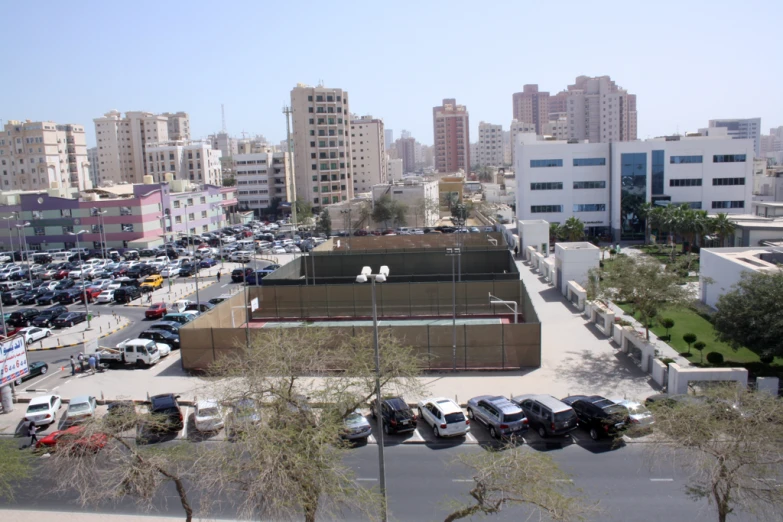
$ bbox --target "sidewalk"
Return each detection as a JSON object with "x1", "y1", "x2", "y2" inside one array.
[{"x1": 26, "y1": 313, "x2": 131, "y2": 351}]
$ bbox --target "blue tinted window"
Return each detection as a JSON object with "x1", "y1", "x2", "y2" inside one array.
[
  {"x1": 573, "y1": 204, "x2": 606, "y2": 212},
  {"x1": 573, "y1": 181, "x2": 606, "y2": 189},
  {"x1": 711, "y1": 201, "x2": 744, "y2": 209},
  {"x1": 573, "y1": 158, "x2": 606, "y2": 166},
  {"x1": 530, "y1": 182, "x2": 563, "y2": 190},
  {"x1": 530, "y1": 159, "x2": 563, "y2": 168},
  {"x1": 713, "y1": 154, "x2": 746, "y2": 163},
  {"x1": 669, "y1": 179, "x2": 702, "y2": 187},
  {"x1": 652, "y1": 150, "x2": 665, "y2": 195},
  {"x1": 669, "y1": 155, "x2": 703, "y2": 164},
  {"x1": 530, "y1": 205, "x2": 563, "y2": 213},
  {"x1": 621, "y1": 153, "x2": 647, "y2": 240}
]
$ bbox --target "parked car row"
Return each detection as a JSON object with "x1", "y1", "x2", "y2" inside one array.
[{"x1": 1, "y1": 306, "x2": 87, "y2": 331}]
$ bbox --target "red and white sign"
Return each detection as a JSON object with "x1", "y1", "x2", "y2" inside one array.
[{"x1": 0, "y1": 335, "x2": 29, "y2": 386}]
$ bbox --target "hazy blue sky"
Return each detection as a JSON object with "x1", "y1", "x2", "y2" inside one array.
[{"x1": 3, "y1": 0, "x2": 780, "y2": 148}]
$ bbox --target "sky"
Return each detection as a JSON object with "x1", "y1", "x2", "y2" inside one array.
[{"x1": 2, "y1": 0, "x2": 781, "y2": 148}]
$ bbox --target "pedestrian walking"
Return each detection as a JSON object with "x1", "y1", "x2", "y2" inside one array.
[
  {"x1": 88, "y1": 354, "x2": 96, "y2": 373},
  {"x1": 69, "y1": 355, "x2": 76, "y2": 376},
  {"x1": 28, "y1": 421, "x2": 38, "y2": 447},
  {"x1": 147, "y1": 292, "x2": 153, "y2": 304},
  {"x1": 514, "y1": 245, "x2": 519, "y2": 258},
  {"x1": 217, "y1": 271, "x2": 221, "y2": 283}
]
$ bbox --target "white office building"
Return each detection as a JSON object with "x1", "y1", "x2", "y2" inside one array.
[
  {"x1": 515, "y1": 133, "x2": 754, "y2": 240},
  {"x1": 145, "y1": 141, "x2": 223, "y2": 186},
  {"x1": 350, "y1": 116, "x2": 387, "y2": 194},
  {"x1": 708, "y1": 118, "x2": 762, "y2": 158},
  {"x1": 477, "y1": 122, "x2": 505, "y2": 167},
  {"x1": 233, "y1": 152, "x2": 293, "y2": 214}
]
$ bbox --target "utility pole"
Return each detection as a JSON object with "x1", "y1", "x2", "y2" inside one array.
[{"x1": 283, "y1": 105, "x2": 297, "y2": 228}]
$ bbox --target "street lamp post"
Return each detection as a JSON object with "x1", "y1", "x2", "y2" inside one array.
[
  {"x1": 92, "y1": 208, "x2": 108, "y2": 259},
  {"x1": 182, "y1": 212, "x2": 200, "y2": 304},
  {"x1": 2, "y1": 213, "x2": 16, "y2": 258},
  {"x1": 355, "y1": 265, "x2": 389, "y2": 522},
  {"x1": 446, "y1": 247, "x2": 461, "y2": 371},
  {"x1": 67, "y1": 230, "x2": 91, "y2": 329},
  {"x1": 15, "y1": 222, "x2": 34, "y2": 288}
]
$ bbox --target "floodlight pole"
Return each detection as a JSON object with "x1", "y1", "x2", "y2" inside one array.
[{"x1": 446, "y1": 247, "x2": 461, "y2": 371}]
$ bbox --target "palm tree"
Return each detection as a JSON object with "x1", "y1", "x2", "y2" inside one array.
[
  {"x1": 710, "y1": 213, "x2": 736, "y2": 247},
  {"x1": 637, "y1": 202, "x2": 655, "y2": 244},
  {"x1": 561, "y1": 217, "x2": 585, "y2": 242}
]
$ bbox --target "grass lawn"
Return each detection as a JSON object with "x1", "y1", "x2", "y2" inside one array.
[
  {"x1": 631, "y1": 244, "x2": 701, "y2": 272},
  {"x1": 615, "y1": 303, "x2": 775, "y2": 365}
]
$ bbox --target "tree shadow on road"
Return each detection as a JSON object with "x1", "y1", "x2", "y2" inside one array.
[{"x1": 555, "y1": 349, "x2": 649, "y2": 394}]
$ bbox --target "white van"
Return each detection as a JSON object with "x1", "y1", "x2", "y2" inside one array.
[{"x1": 51, "y1": 252, "x2": 71, "y2": 263}]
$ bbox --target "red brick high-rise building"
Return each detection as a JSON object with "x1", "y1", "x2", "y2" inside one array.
[
  {"x1": 511, "y1": 85, "x2": 550, "y2": 135},
  {"x1": 433, "y1": 98, "x2": 470, "y2": 173}
]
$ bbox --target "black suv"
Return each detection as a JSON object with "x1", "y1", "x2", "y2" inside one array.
[
  {"x1": 231, "y1": 267, "x2": 253, "y2": 282},
  {"x1": 31, "y1": 305, "x2": 69, "y2": 328},
  {"x1": 139, "y1": 329, "x2": 180, "y2": 350},
  {"x1": 149, "y1": 321, "x2": 182, "y2": 335},
  {"x1": 114, "y1": 286, "x2": 141, "y2": 304},
  {"x1": 561, "y1": 395, "x2": 629, "y2": 441},
  {"x1": 7, "y1": 308, "x2": 41, "y2": 327},
  {"x1": 148, "y1": 394, "x2": 184, "y2": 433},
  {"x1": 2, "y1": 289, "x2": 27, "y2": 305},
  {"x1": 370, "y1": 397, "x2": 418, "y2": 435},
  {"x1": 55, "y1": 288, "x2": 83, "y2": 304}
]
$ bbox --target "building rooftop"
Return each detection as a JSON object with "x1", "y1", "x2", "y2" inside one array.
[
  {"x1": 557, "y1": 242, "x2": 599, "y2": 250},
  {"x1": 702, "y1": 247, "x2": 783, "y2": 273}
]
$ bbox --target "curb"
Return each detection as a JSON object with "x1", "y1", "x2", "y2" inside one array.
[
  {"x1": 124, "y1": 279, "x2": 218, "y2": 308},
  {"x1": 26, "y1": 319, "x2": 133, "y2": 352}
]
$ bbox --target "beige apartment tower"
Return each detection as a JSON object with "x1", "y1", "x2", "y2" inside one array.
[
  {"x1": 0, "y1": 120, "x2": 91, "y2": 192},
  {"x1": 290, "y1": 84, "x2": 354, "y2": 206},
  {"x1": 477, "y1": 122, "x2": 504, "y2": 167},
  {"x1": 93, "y1": 110, "x2": 191, "y2": 186},
  {"x1": 350, "y1": 115, "x2": 387, "y2": 194},
  {"x1": 433, "y1": 98, "x2": 470, "y2": 173}
]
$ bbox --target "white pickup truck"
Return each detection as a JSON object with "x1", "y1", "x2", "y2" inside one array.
[{"x1": 96, "y1": 338, "x2": 163, "y2": 367}]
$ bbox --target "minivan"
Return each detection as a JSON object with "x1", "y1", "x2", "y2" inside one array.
[{"x1": 511, "y1": 394, "x2": 579, "y2": 439}]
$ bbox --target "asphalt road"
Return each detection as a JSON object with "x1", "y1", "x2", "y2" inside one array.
[{"x1": 4, "y1": 442, "x2": 730, "y2": 521}]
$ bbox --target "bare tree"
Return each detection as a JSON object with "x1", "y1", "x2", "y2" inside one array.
[
  {"x1": 43, "y1": 406, "x2": 203, "y2": 521},
  {"x1": 201, "y1": 327, "x2": 426, "y2": 521},
  {"x1": 443, "y1": 444, "x2": 595, "y2": 522},
  {"x1": 644, "y1": 385, "x2": 783, "y2": 522}
]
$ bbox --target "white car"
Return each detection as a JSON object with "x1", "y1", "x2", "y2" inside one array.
[
  {"x1": 230, "y1": 252, "x2": 252, "y2": 263},
  {"x1": 96, "y1": 289, "x2": 116, "y2": 303},
  {"x1": 417, "y1": 397, "x2": 470, "y2": 438},
  {"x1": 25, "y1": 394, "x2": 62, "y2": 426},
  {"x1": 271, "y1": 247, "x2": 286, "y2": 254},
  {"x1": 180, "y1": 310, "x2": 200, "y2": 322},
  {"x1": 18, "y1": 327, "x2": 52, "y2": 344},
  {"x1": 160, "y1": 266, "x2": 180, "y2": 278},
  {"x1": 194, "y1": 399, "x2": 224, "y2": 432},
  {"x1": 90, "y1": 279, "x2": 112, "y2": 291},
  {"x1": 155, "y1": 342, "x2": 172, "y2": 357}
]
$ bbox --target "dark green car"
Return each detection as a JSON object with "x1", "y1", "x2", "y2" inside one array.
[{"x1": 14, "y1": 361, "x2": 49, "y2": 385}]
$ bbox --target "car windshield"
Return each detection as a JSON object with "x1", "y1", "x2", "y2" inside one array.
[
  {"x1": 444, "y1": 412, "x2": 465, "y2": 424},
  {"x1": 27, "y1": 404, "x2": 49, "y2": 413},
  {"x1": 68, "y1": 403, "x2": 91, "y2": 413},
  {"x1": 503, "y1": 411, "x2": 525, "y2": 422},
  {"x1": 199, "y1": 407, "x2": 219, "y2": 417}
]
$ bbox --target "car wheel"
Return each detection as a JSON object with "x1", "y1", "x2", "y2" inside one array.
[
  {"x1": 45, "y1": 331, "x2": 51, "y2": 337},
  {"x1": 40, "y1": 366, "x2": 47, "y2": 374},
  {"x1": 489, "y1": 426, "x2": 498, "y2": 439},
  {"x1": 417, "y1": 408, "x2": 423, "y2": 419},
  {"x1": 433, "y1": 426, "x2": 440, "y2": 438},
  {"x1": 467, "y1": 408, "x2": 474, "y2": 419},
  {"x1": 14, "y1": 377, "x2": 22, "y2": 386},
  {"x1": 589, "y1": 428, "x2": 599, "y2": 441},
  {"x1": 69, "y1": 322, "x2": 74, "y2": 327},
  {"x1": 537, "y1": 426, "x2": 547, "y2": 438}
]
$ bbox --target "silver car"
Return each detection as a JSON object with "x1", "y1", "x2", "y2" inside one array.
[
  {"x1": 614, "y1": 399, "x2": 654, "y2": 429},
  {"x1": 341, "y1": 410, "x2": 372, "y2": 441},
  {"x1": 64, "y1": 395, "x2": 98, "y2": 425},
  {"x1": 467, "y1": 395, "x2": 529, "y2": 438}
]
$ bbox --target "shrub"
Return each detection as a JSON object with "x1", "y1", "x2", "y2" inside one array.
[
  {"x1": 693, "y1": 341, "x2": 707, "y2": 363},
  {"x1": 659, "y1": 318, "x2": 675, "y2": 340},
  {"x1": 706, "y1": 352, "x2": 724, "y2": 365},
  {"x1": 760, "y1": 353, "x2": 774, "y2": 365},
  {"x1": 683, "y1": 333, "x2": 697, "y2": 353},
  {"x1": 659, "y1": 357, "x2": 676, "y2": 366}
]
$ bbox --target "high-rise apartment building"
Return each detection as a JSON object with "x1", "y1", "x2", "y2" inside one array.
[
  {"x1": 502, "y1": 131, "x2": 512, "y2": 166},
  {"x1": 542, "y1": 117, "x2": 569, "y2": 140},
  {"x1": 395, "y1": 137, "x2": 416, "y2": 174},
  {"x1": 384, "y1": 129, "x2": 394, "y2": 149},
  {"x1": 87, "y1": 147, "x2": 100, "y2": 187},
  {"x1": 350, "y1": 116, "x2": 387, "y2": 194},
  {"x1": 477, "y1": 122, "x2": 505, "y2": 167},
  {"x1": 0, "y1": 120, "x2": 91, "y2": 192},
  {"x1": 511, "y1": 85, "x2": 550, "y2": 135},
  {"x1": 144, "y1": 141, "x2": 222, "y2": 186},
  {"x1": 93, "y1": 110, "x2": 191, "y2": 185},
  {"x1": 290, "y1": 83, "x2": 353, "y2": 207},
  {"x1": 565, "y1": 76, "x2": 637, "y2": 143},
  {"x1": 233, "y1": 151, "x2": 292, "y2": 214},
  {"x1": 433, "y1": 98, "x2": 470, "y2": 173},
  {"x1": 209, "y1": 132, "x2": 238, "y2": 158},
  {"x1": 387, "y1": 156, "x2": 403, "y2": 182},
  {"x1": 709, "y1": 118, "x2": 762, "y2": 157},
  {"x1": 760, "y1": 126, "x2": 783, "y2": 159}
]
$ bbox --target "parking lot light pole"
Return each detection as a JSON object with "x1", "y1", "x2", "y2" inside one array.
[
  {"x1": 212, "y1": 204, "x2": 224, "y2": 269},
  {"x1": 3, "y1": 213, "x2": 16, "y2": 258},
  {"x1": 68, "y1": 230, "x2": 91, "y2": 329},
  {"x1": 446, "y1": 247, "x2": 461, "y2": 371},
  {"x1": 15, "y1": 222, "x2": 34, "y2": 288},
  {"x1": 355, "y1": 265, "x2": 389, "y2": 522}
]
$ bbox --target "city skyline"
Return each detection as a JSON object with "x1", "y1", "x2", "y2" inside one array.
[{"x1": 1, "y1": 0, "x2": 780, "y2": 150}]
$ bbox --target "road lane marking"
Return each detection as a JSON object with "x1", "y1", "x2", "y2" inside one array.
[
  {"x1": 553, "y1": 479, "x2": 574, "y2": 482},
  {"x1": 21, "y1": 367, "x2": 63, "y2": 391},
  {"x1": 221, "y1": 284, "x2": 228, "y2": 288},
  {"x1": 650, "y1": 478, "x2": 674, "y2": 482}
]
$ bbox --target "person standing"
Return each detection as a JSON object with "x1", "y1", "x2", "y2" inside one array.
[
  {"x1": 77, "y1": 352, "x2": 85, "y2": 373},
  {"x1": 88, "y1": 354, "x2": 96, "y2": 373},
  {"x1": 28, "y1": 421, "x2": 38, "y2": 447},
  {"x1": 217, "y1": 271, "x2": 221, "y2": 283},
  {"x1": 69, "y1": 355, "x2": 76, "y2": 376},
  {"x1": 94, "y1": 351, "x2": 101, "y2": 370}
]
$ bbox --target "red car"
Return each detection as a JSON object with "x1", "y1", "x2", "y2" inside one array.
[
  {"x1": 145, "y1": 302, "x2": 167, "y2": 319},
  {"x1": 52, "y1": 269, "x2": 70, "y2": 280},
  {"x1": 85, "y1": 287, "x2": 103, "y2": 299},
  {"x1": 36, "y1": 426, "x2": 108, "y2": 453}
]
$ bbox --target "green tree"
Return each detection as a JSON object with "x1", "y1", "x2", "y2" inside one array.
[
  {"x1": 443, "y1": 445, "x2": 595, "y2": 522},
  {"x1": 637, "y1": 201, "x2": 655, "y2": 244},
  {"x1": 693, "y1": 341, "x2": 706, "y2": 363},
  {"x1": 712, "y1": 270, "x2": 783, "y2": 358},
  {"x1": 392, "y1": 201, "x2": 408, "y2": 228},
  {"x1": 549, "y1": 222, "x2": 561, "y2": 243},
  {"x1": 659, "y1": 318, "x2": 675, "y2": 341},
  {"x1": 221, "y1": 176, "x2": 236, "y2": 187},
  {"x1": 683, "y1": 333, "x2": 697, "y2": 354},
  {"x1": 709, "y1": 213, "x2": 736, "y2": 247},
  {"x1": 644, "y1": 385, "x2": 783, "y2": 522},
  {"x1": 594, "y1": 255, "x2": 691, "y2": 340},
  {"x1": 316, "y1": 208, "x2": 331, "y2": 237},
  {"x1": 266, "y1": 196, "x2": 282, "y2": 221},
  {"x1": 560, "y1": 217, "x2": 585, "y2": 242},
  {"x1": 372, "y1": 195, "x2": 395, "y2": 229},
  {"x1": 295, "y1": 198, "x2": 313, "y2": 224}
]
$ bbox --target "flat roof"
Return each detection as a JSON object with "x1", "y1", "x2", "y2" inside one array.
[
  {"x1": 557, "y1": 241, "x2": 599, "y2": 250},
  {"x1": 703, "y1": 247, "x2": 783, "y2": 273}
]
